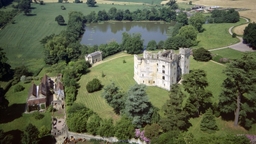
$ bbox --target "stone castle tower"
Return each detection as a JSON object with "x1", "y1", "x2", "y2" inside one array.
[{"x1": 134, "y1": 48, "x2": 191, "y2": 90}]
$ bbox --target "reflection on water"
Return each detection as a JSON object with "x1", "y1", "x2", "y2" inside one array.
[{"x1": 80, "y1": 21, "x2": 173, "y2": 46}]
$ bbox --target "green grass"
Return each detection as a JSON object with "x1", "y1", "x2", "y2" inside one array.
[
  {"x1": 0, "y1": 82, "x2": 51, "y2": 132},
  {"x1": 194, "y1": 18, "x2": 246, "y2": 50},
  {"x1": 211, "y1": 48, "x2": 247, "y2": 60},
  {"x1": 76, "y1": 53, "x2": 169, "y2": 121},
  {"x1": 189, "y1": 57, "x2": 226, "y2": 103},
  {"x1": 107, "y1": 0, "x2": 162, "y2": 4},
  {"x1": 0, "y1": 3, "x2": 150, "y2": 73}
]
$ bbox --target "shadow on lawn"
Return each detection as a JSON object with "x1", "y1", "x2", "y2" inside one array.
[
  {"x1": 4, "y1": 129, "x2": 23, "y2": 144},
  {"x1": 0, "y1": 103, "x2": 26, "y2": 124}
]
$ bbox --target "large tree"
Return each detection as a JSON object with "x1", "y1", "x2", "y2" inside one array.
[
  {"x1": 21, "y1": 123, "x2": 39, "y2": 144},
  {"x1": 218, "y1": 54, "x2": 256, "y2": 128},
  {"x1": 121, "y1": 32, "x2": 144, "y2": 54},
  {"x1": 183, "y1": 69, "x2": 213, "y2": 117},
  {"x1": 97, "y1": 119, "x2": 115, "y2": 137},
  {"x1": 200, "y1": 108, "x2": 218, "y2": 133},
  {"x1": 0, "y1": 47, "x2": 11, "y2": 80},
  {"x1": 86, "y1": 0, "x2": 96, "y2": 7},
  {"x1": 114, "y1": 116, "x2": 135, "y2": 139},
  {"x1": 193, "y1": 48, "x2": 212, "y2": 62},
  {"x1": 243, "y1": 22, "x2": 256, "y2": 49},
  {"x1": 18, "y1": 0, "x2": 31, "y2": 15},
  {"x1": 86, "y1": 114, "x2": 102, "y2": 135},
  {"x1": 176, "y1": 12, "x2": 188, "y2": 25},
  {"x1": 147, "y1": 40, "x2": 157, "y2": 50},
  {"x1": 159, "y1": 84, "x2": 191, "y2": 132},
  {"x1": 102, "y1": 82, "x2": 126, "y2": 114},
  {"x1": 125, "y1": 84, "x2": 154, "y2": 128},
  {"x1": 189, "y1": 12, "x2": 205, "y2": 32}
]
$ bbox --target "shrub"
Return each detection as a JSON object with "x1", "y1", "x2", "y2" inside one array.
[
  {"x1": 14, "y1": 84, "x2": 25, "y2": 92},
  {"x1": 193, "y1": 48, "x2": 212, "y2": 61},
  {"x1": 41, "y1": 104, "x2": 46, "y2": 109},
  {"x1": 102, "y1": 71, "x2": 105, "y2": 78},
  {"x1": 123, "y1": 59, "x2": 126, "y2": 63},
  {"x1": 86, "y1": 78, "x2": 102, "y2": 93},
  {"x1": 232, "y1": 32, "x2": 237, "y2": 38},
  {"x1": 33, "y1": 112, "x2": 45, "y2": 120}
]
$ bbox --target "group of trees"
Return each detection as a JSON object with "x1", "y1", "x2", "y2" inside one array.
[
  {"x1": 102, "y1": 83, "x2": 158, "y2": 128},
  {"x1": 0, "y1": 47, "x2": 11, "y2": 81},
  {"x1": 18, "y1": 0, "x2": 32, "y2": 15},
  {"x1": 85, "y1": 7, "x2": 176, "y2": 23},
  {"x1": 66, "y1": 103, "x2": 135, "y2": 139},
  {"x1": 0, "y1": 10, "x2": 18, "y2": 28},
  {"x1": 243, "y1": 22, "x2": 256, "y2": 49},
  {"x1": 42, "y1": 11, "x2": 85, "y2": 64},
  {"x1": 209, "y1": 9, "x2": 240, "y2": 23}
]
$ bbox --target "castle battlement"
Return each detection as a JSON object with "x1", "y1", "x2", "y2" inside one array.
[{"x1": 134, "y1": 48, "x2": 191, "y2": 90}]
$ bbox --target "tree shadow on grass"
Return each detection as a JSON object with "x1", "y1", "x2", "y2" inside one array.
[
  {"x1": 39, "y1": 135, "x2": 57, "y2": 144},
  {"x1": 26, "y1": 13, "x2": 37, "y2": 16},
  {"x1": 4, "y1": 129, "x2": 23, "y2": 144},
  {"x1": 0, "y1": 103, "x2": 26, "y2": 124}
]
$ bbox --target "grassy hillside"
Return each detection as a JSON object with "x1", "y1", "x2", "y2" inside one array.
[{"x1": 0, "y1": 3, "x2": 151, "y2": 73}]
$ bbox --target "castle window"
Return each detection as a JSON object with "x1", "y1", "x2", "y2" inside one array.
[
  {"x1": 157, "y1": 69, "x2": 158, "y2": 72},
  {"x1": 157, "y1": 63, "x2": 158, "y2": 66},
  {"x1": 153, "y1": 81, "x2": 155, "y2": 83},
  {"x1": 148, "y1": 81, "x2": 150, "y2": 83},
  {"x1": 162, "y1": 76, "x2": 165, "y2": 80},
  {"x1": 162, "y1": 65, "x2": 165, "y2": 68},
  {"x1": 143, "y1": 81, "x2": 144, "y2": 83},
  {"x1": 162, "y1": 70, "x2": 165, "y2": 74},
  {"x1": 142, "y1": 74, "x2": 144, "y2": 77}
]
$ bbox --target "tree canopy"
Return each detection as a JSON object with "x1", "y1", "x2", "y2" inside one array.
[
  {"x1": 193, "y1": 48, "x2": 212, "y2": 61},
  {"x1": 55, "y1": 15, "x2": 65, "y2": 25},
  {"x1": 218, "y1": 54, "x2": 256, "y2": 128},
  {"x1": 21, "y1": 123, "x2": 39, "y2": 144},
  {"x1": 243, "y1": 22, "x2": 256, "y2": 49},
  {"x1": 147, "y1": 40, "x2": 157, "y2": 50},
  {"x1": 211, "y1": 9, "x2": 240, "y2": 23},
  {"x1": 86, "y1": 0, "x2": 96, "y2": 7},
  {"x1": 125, "y1": 84, "x2": 154, "y2": 128},
  {"x1": 122, "y1": 32, "x2": 144, "y2": 54},
  {"x1": 0, "y1": 47, "x2": 11, "y2": 80},
  {"x1": 189, "y1": 12, "x2": 205, "y2": 32}
]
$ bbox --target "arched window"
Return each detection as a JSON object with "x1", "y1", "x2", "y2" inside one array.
[{"x1": 162, "y1": 76, "x2": 165, "y2": 80}]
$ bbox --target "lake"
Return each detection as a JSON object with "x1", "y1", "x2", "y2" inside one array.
[{"x1": 80, "y1": 21, "x2": 173, "y2": 46}]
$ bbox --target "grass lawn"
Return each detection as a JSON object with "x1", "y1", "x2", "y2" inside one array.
[
  {"x1": 0, "y1": 82, "x2": 51, "y2": 136},
  {"x1": 76, "y1": 53, "x2": 169, "y2": 121},
  {"x1": 106, "y1": 0, "x2": 162, "y2": 4},
  {"x1": 194, "y1": 18, "x2": 246, "y2": 50},
  {"x1": 0, "y1": 3, "x2": 151, "y2": 74},
  {"x1": 211, "y1": 48, "x2": 245, "y2": 60}
]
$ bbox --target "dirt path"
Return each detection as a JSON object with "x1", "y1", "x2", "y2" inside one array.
[{"x1": 92, "y1": 53, "x2": 130, "y2": 67}]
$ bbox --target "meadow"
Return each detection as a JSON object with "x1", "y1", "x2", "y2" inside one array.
[
  {"x1": 0, "y1": 2, "x2": 152, "y2": 74},
  {"x1": 194, "y1": 18, "x2": 246, "y2": 50}
]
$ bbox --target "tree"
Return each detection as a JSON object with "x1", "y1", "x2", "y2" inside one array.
[
  {"x1": 183, "y1": 69, "x2": 213, "y2": 117},
  {"x1": 172, "y1": 22, "x2": 183, "y2": 37},
  {"x1": 87, "y1": 114, "x2": 102, "y2": 135},
  {"x1": 243, "y1": 22, "x2": 256, "y2": 49},
  {"x1": 176, "y1": 12, "x2": 188, "y2": 25},
  {"x1": 125, "y1": 84, "x2": 154, "y2": 128},
  {"x1": 144, "y1": 123, "x2": 161, "y2": 139},
  {"x1": 102, "y1": 82, "x2": 126, "y2": 114},
  {"x1": 86, "y1": 78, "x2": 102, "y2": 93},
  {"x1": 159, "y1": 84, "x2": 191, "y2": 132},
  {"x1": 189, "y1": 12, "x2": 205, "y2": 32},
  {"x1": 193, "y1": 48, "x2": 212, "y2": 61},
  {"x1": 164, "y1": 35, "x2": 192, "y2": 50},
  {"x1": 0, "y1": 47, "x2": 11, "y2": 80},
  {"x1": 55, "y1": 15, "x2": 65, "y2": 25},
  {"x1": 147, "y1": 40, "x2": 157, "y2": 50},
  {"x1": 108, "y1": 7, "x2": 117, "y2": 20},
  {"x1": 114, "y1": 116, "x2": 135, "y2": 139},
  {"x1": 21, "y1": 123, "x2": 39, "y2": 144},
  {"x1": 97, "y1": 119, "x2": 115, "y2": 137},
  {"x1": 178, "y1": 25, "x2": 198, "y2": 42},
  {"x1": 200, "y1": 108, "x2": 218, "y2": 133},
  {"x1": 86, "y1": 0, "x2": 96, "y2": 7},
  {"x1": 157, "y1": 40, "x2": 164, "y2": 49},
  {"x1": 122, "y1": 32, "x2": 144, "y2": 54},
  {"x1": 218, "y1": 54, "x2": 256, "y2": 128},
  {"x1": 151, "y1": 131, "x2": 185, "y2": 144},
  {"x1": 18, "y1": 0, "x2": 31, "y2": 15},
  {"x1": 166, "y1": 0, "x2": 178, "y2": 10}
]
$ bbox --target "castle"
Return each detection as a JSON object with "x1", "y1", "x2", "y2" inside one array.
[{"x1": 134, "y1": 48, "x2": 191, "y2": 90}]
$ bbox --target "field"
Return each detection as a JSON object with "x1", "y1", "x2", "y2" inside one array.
[
  {"x1": 194, "y1": 18, "x2": 246, "y2": 50},
  {"x1": 233, "y1": 24, "x2": 248, "y2": 36},
  {"x1": 76, "y1": 53, "x2": 169, "y2": 121},
  {"x1": 211, "y1": 48, "x2": 246, "y2": 60},
  {"x1": 0, "y1": 3, "x2": 152, "y2": 73}
]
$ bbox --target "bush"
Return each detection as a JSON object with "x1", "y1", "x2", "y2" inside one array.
[
  {"x1": 14, "y1": 84, "x2": 25, "y2": 92},
  {"x1": 86, "y1": 78, "x2": 102, "y2": 93},
  {"x1": 232, "y1": 32, "x2": 237, "y2": 38},
  {"x1": 193, "y1": 48, "x2": 212, "y2": 61},
  {"x1": 41, "y1": 104, "x2": 46, "y2": 109},
  {"x1": 33, "y1": 112, "x2": 45, "y2": 120}
]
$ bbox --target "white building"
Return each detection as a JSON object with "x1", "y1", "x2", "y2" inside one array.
[
  {"x1": 85, "y1": 51, "x2": 102, "y2": 65},
  {"x1": 134, "y1": 48, "x2": 191, "y2": 90}
]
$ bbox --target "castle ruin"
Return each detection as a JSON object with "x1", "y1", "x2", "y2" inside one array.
[{"x1": 134, "y1": 48, "x2": 191, "y2": 90}]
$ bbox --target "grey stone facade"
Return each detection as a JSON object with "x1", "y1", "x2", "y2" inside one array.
[
  {"x1": 134, "y1": 48, "x2": 190, "y2": 90},
  {"x1": 85, "y1": 51, "x2": 102, "y2": 64}
]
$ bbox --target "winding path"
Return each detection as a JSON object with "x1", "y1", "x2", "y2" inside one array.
[{"x1": 209, "y1": 17, "x2": 255, "y2": 52}]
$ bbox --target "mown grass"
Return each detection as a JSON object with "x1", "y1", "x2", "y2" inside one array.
[
  {"x1": 194, "y1": 18, "x2": 246, "y2": 50},
  {"x1": 76, "y1": 53, "x2": 169, "y2": 121},
  {"x1": 211, "y1": 48, "x2": 245, "y2": 60},
  {"x1": 0, "y1": 3, "x2": 150, "y2": 73},
  {"x1": 0, "y1": 81, "x2": 51, "y2": 132},
  {"x1": 106, "y1": 0, "x2": 162, "y2": 4}
]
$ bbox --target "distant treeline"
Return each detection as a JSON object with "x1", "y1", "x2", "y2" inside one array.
[
  {"x1": 208, "y1": 9, "x2": 240, "y2": 23},
  {"x1": 85, "y1": 7, "x2": 177, "y2": 23}
]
